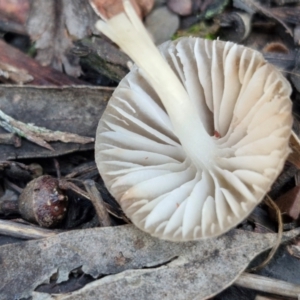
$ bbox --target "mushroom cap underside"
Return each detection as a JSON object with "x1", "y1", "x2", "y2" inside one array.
[{"x1": 95, "y1": 37, "x2": 292, "y2": 241}]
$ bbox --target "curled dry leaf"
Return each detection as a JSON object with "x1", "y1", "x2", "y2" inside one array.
[
  {"x1": 274, "y1": 185, "x2": 300, "y2": 220},
  {"x1": 287, "y1": 237, "x2": 300, "y2": 259},
  {"x1": 94, "y1": 1, "x2": 292, "y2": 241},
  {"x1": 26, "y1": 0, "x2": 99, "y2": 77},
  {"x1": 233, "y1": 0, "x2": 293, "y2": 36},
  {"x1": 288, "y1": 131, "x2": 300, "y2": 169},
  {"x1": 219, "y1": 11, "x2": 252, "y2": 42}
]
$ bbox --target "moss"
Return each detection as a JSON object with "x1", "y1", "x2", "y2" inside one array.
[
  {"x1": 172, "y1": 21, "x2": 220, "y2": 40},
  {"x1": 27, "y1": 42, "x2": 37, "y2": 58}
]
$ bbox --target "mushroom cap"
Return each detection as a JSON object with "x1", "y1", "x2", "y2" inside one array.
[{"x1": 95, "y1": 37, "x2": 292, "y2": 241}]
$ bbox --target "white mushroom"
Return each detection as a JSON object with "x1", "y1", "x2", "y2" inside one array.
[{"x1": 94, "y1": 0, "x2": 293, "y2": 241}]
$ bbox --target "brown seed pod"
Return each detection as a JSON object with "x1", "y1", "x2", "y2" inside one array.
[{"x1": 18, "y1": 175, "x2": 68, "y2": 228}]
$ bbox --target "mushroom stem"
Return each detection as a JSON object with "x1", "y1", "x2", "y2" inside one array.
[{"x1": 96, "y1": 0, "x2": 217, "y2": 171}]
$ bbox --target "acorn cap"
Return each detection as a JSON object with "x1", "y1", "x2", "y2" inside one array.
[{"x1": 94, "y1": 0, "x2": 293, "y2": 241}]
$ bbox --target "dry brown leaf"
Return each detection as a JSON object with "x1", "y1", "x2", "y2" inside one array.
[
  {"x1": 0, "y1": 225, "x2": 299, "y2": 299},
  {"x1": 26, "y1": 0, "x2": 99, "y2": 77},
  {"x1": 274, "y1": 186, "x2": 300, "y2": 220},
  {"x1": 288, "y1": 131, "x2": 300, "y2": 168}
]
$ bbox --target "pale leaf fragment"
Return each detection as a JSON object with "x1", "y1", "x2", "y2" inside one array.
[{"x1": 0, "y1": 225, "x2": 299, "y2": 299}]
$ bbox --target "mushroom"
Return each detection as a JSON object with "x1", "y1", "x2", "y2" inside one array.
[{"x1": 93, "y1": 0, "x2": 293, "y2": 241}]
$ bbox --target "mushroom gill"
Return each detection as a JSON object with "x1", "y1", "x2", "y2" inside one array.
[{"x1": 94, "y1": 0, "x2": 292, "y2": 241}]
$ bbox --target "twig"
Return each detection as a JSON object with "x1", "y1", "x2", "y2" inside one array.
[
  {"x1": 60, "y1": 179, "x2": 91, "y2": 200},
  {"x1": 235, "y1": 273, "x2": 300, "y2": 298},
  {"x1": 53, "y1": 158, "x2": 61, "y2": 179},
  {"x1": 0, "y1": 133, "x2": 21, "y2": 147},
  {"x1": 59, "y1": 178, "x2": 127, "y2": 221},
  {"x1": 248, "y1": 195, "x2": 283, "y2": 272},
  {"x1": 4, "y1": 178, "x2": 23, "y2": 194},
  {"x1": 65, "y1": 161, "x2": 98, "y2": 179},
  {"x1": 0, "y1": 219, "x2": 57, "y2": 239},
  {"x1": 0, "y1": 109, "x2": 94, "y2": 151},
  {"x1": 84, "y1": 179, "x2": 111, "y2": 227}
]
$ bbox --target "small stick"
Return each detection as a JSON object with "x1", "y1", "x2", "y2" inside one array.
[
  {"x1": 248, "y1": 195, "x2": 283, "y2": 272},
  {"x1": 235, "y1": 273, "x2": 300, "y2": 298},
  {"x1": 4, "y1": 178, "x2": 23, "y2": 194},
  {"x1": 60, "y1": 179, "x2": 91, "y2": 200},
  {"x1": 59, "y1": 178, "x2": 126, "y2": 220},
  {"x1": 84, "y1": 179, "x2": 111, "y2": 227},
  {"x1": 0, "y1": 133, "x2": 21, "y2": 147},
  {"x1": 53, "y1": 158, "x2": 61, "y2": 179},
  {"x1": 65, "y1": 161, "x2": 97, "y2": 179},
  {"x1": 0, "y1": 109, "x2": 94, "y2": 151},
  {"x1": 0, "y1": 219, "x2": 57, "y2": 239}
]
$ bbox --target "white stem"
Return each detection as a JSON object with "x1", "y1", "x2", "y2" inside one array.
[{"x1": 96, "y1": 0, "x2": 217, "y2": 170}]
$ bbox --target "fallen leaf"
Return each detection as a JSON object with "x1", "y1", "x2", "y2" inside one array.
[
  {"x1": 0, "y1": 225, "x2": 299, "y2": 299},
  {"x1": 233, "y1": 0, "x2": 293, "y2": 36},
  {"x1": 274, "y1": 186, "x2": 300, "y2": 220},
  {"x1": 0, "y1": 85, "x2": 112, "y2": 159},
  {"x1": 26, "y1": 0, "x2": 99, "y2": 77},
  {"x1": 269, "y1": 6, "x2": 300, "y2": 25},
  {"x1": 0, "y1": 39, "x2": 85, "y2": 86},
  {"x1": 288, "y1": 131, "x2": 300, "y2": 169},
  {"x1": 287, "y1": 237, "x2": 300, "y2": 259},
  {"x1": 0, "y1": 62, "x2": 33, "y2": 84}
]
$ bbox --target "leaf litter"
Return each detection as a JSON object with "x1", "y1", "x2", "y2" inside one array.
[
  {"x1": 0, "y1": 225, "x2": 298, "y2": 300},
  {"x1": 0, "y1": 0, "x2": 300, "y2": 299}
]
